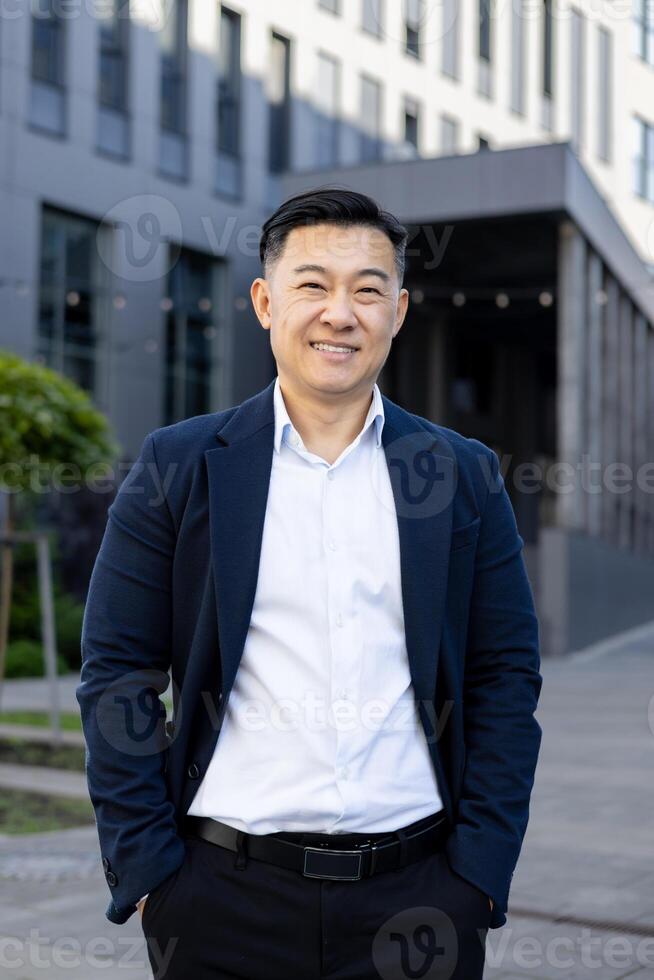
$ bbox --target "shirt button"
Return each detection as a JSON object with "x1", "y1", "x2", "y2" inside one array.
[
  {"x1": 336, "y1": 612, "x2": 343, "y2": 627},
  {"x1": 327, "y1": 470, "x2": 335, "y2": 480},
  {"x1": 338, "y1": 767, "x2": 349, "y2": 780},
  {"x1": 328, "y1": 539, "x2": 337, "y2": 551}
]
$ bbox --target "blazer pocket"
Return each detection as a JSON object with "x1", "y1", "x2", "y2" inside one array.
[{"x1": 450, "y1": 516, "x2": 481, "y2": 553}]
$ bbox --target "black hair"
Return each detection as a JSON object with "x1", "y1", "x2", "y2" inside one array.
[{"x1": 259, "y1": 187, "x2": 408, "y2": 285}]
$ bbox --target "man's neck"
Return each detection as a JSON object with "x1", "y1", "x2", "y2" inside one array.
[{"x1": 278, "y1": 377, "x2": 375, "y2": 464}]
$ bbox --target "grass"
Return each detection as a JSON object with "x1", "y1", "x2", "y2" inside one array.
[
  {"x1": 0, "y1": 710, "x2": 82, "y2": 731},
  {"x1": 0, "y1": 788, "x2": 94, "y2": 834},
  {"x1": 0, "y1": 737, "x2": 85, "y2": 772}
]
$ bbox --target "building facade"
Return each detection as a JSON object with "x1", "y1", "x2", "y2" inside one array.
[{"x1": 1, "y1": 0, "x2": 653, "y2": 652}]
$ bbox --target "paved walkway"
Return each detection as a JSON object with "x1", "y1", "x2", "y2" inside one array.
[{"x1": 0, "y1": 624, "x2": 652, "y2": 978}]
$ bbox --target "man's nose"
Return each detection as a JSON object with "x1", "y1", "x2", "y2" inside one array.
[{"x1": 319, "y1": 292, "x2": 357, "y2": 327}]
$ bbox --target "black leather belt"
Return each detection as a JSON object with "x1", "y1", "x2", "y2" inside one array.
[{"x1": 183, "y1": 810, "x2": 450, "y2": 881}]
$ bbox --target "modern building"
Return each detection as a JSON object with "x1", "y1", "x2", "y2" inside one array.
[{"x1": 1, "y1": 0, "x2": 653, "y2": 653}]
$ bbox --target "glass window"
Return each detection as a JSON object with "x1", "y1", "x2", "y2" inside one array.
[
  {"x1": 159, "y1": 0, "x2": 188, "y2": 135},
  {"x1": 440, "y1": 114, "x2": 459, "y2": 154},
  {"x1": 479, "y1": 0, "x2": 492, "y2": 61},
  {"x1": 164, "y1": 248, "x2": 222, "y2": 424},
  {"x1": 318, "y1": 0, "x2": 339, "y2": 12},
  {"x1": 98, "y1": 0, "x2": 129, "y2": 111},
  {"x1": 441, "y1": 0, "x2": 459, "y2": 78},
  {"x1": 315, "y1": 52, "x2": 340, "y2": 167},
  {"x1": 633, "y1": 116, "x2": 654, "y2": 202},
  {"x1": 217, "y1": 6, "x2": 241, "y2": 158},
  {"x1": 362, "y1": 0, "x2": 383, "y2": 37},
  {"x1": 633, "y1": 0, "x2": 654, "y2": 65},
  {"x1": 543, "y1": 0, "x2": 554, "y2": 96},
  {"x1": 403, "y1": 96, "x2": 420, "y2": 154},
  {"x1": 359, "y1": 74, "x2": 383, "y2": 162},
  {"x1": 405, "y1": 0, "x2": 422, "y2": 57},
  {"x1": 31, "y1": 0, "x2": 64, "y2": 86},
  {"x1": 597, "y1": 27, "x2": 612, "y2": 163},
  {"x1": 570, "y1": 8, "x2": 585, "y2": 152},
  {"x1": 38, "y1": 208, "x2": 108, "y2": 397},
  {"x1": 268, "y1": 32, "x2": 291, "y2": 173}
]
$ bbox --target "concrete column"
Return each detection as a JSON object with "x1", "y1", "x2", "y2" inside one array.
[
  {"x1": 601, "y1": 274, "x2": 620, "y2": 546},
  {"x1": 648, "y1": 325, "x2": 654, "y2": 555},
  {"x1": 586, "y1": 251, "x2": 603, "y2": 537},
  {"x1": 556, "y1": 221, "x2": 587, "y2": 531},
  {"x1": 426, "y1": 318, "x2": 449, "y2": 424},
  {"x1": 618, "y1": 295, "x2": 634, "y2": 550},
  {"x1": 633, "y1": 313, "x2": 648, "y2": 555}
]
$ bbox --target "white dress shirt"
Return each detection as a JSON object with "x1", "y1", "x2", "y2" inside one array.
[{"x1": 185, "y1": 376, "x2": 444, "y2": 836}]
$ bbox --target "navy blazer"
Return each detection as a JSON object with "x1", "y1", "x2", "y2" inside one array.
[{"x1": 76, "y1": 378, "x2": 542, "y2": 930}]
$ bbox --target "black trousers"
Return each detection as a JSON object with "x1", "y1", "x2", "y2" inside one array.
[{"x1": 142, "y1": 828, "x2": 491, "y2": 980}]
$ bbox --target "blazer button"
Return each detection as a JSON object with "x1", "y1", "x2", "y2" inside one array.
[
  {"x1": 106, "y1": 871, "x2": 118, "y2": 886},
  {"x1": 218, "y1": 693, "x2": 223, "y2": 704},
  {"x1": 102, "y1": 857, "x2": 110, "y2": 872},
  {"x1": 187, "y1": 763, "x2": 200, "y2": 779}
]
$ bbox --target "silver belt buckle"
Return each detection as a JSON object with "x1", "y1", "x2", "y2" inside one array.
[{"x1": 302, "y1": 846, "x2": 364, "y2": 880}]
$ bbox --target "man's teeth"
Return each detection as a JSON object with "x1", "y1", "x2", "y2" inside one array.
[{"x1": 311, "y1": 343, "x2": 357, "y2": 353}]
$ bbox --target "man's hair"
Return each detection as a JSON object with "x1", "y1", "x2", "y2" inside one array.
[{"x1": 259, "y1": 187, "x2": 409, "y2": 285}]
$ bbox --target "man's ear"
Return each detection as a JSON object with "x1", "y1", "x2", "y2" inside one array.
[
  {"x1": 393, "y1": 288, "x2": 409, "y2": 338},
  {"x1": 250, "y1": 278, "x2": 272, "y2": 331}
]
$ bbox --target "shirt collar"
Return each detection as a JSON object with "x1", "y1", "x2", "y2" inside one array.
[{"x1": 273, "y1": 376, "x2": 385, "y2": 454}]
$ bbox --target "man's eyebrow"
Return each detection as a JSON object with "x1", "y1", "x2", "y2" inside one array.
[
  {"x1": 356, "y1": 267, "x2": 391, "y2": 283},
  {"x1": 291, "y1": 264, "x2": 329, "y2": 276},
  {"x1": 291, "y1": 264, "x2": 391, "y2": 283}
]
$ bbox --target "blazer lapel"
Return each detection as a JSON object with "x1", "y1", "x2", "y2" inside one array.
[{"x1": 204, "y1": 381, "x2": 455, "y2": 714}]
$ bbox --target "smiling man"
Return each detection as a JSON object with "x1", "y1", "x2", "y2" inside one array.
[{"x1": 77, "y1": 188, "x2": 542, "y2": 980}]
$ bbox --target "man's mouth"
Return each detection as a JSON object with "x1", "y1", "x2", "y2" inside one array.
[{"x1": 309, "y1": 341, "x2": 359, "y2": 354}]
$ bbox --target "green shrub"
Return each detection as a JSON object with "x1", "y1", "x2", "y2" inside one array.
[{"x1": 4, "y1": 639, "x2": 69, "y2": 679}]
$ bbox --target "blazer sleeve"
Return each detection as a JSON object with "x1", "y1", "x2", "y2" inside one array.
[
  {"x1": 76, "y1": 431, "x2": 186, "y2": 924},
  {"x1": 444, "y1": 447, "x2": 543, "y2": 928}
]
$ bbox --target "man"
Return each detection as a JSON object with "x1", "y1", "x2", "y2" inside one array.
[{"x1": 77, "y1": 188, "x2": 543, "y2": 980}]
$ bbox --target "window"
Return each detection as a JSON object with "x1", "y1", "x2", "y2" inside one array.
[
  {"x1": 159, "y1": 0, "x2": 188, "y2": 179},
  {"x1": 478, "y1": 0, "x2": 493, "y2": 97},
  {"x1": 97, "y1": 0, "x2": 130, "y2": 158},
  {"x1": 359, "y1": 74, "x2": 383, "y2": 162},
  {"x1": 632, "y1": 116, "x2": 654, "y2": 203},
  {"x1": 570, "y1": 8, "x2": 585, "y2": 152},
  {"x1": 37, "y1": 208, "x2": 109, "y2": 397},
  {"x1": 318, "y1": 0, "x2": 340, "y2": 12},
  {"x1": 440, "y1": 114, "x2": 459, "y2": 154},
  {"x1": 403, "y1": 97, "x2": 420, "y2": 156},
  {"x1": 441, "y1": 0, "x2": 459, "y2": 79},
  {"x1": 30, "y1": 0, "x2": 66, "y2": 134},
  {"x1": 315, "y1": 52, "x2": 340, "y2": 167},
  {"x1": 268, "y1": 32, "x2": 291, "y2": 173},
  {"x1": 362, "y1": 0, "x2": 383, "y2": 37},
  {"x1": 164, "y1": 248, "x2": 222, "y2": 424},
  {"x1": 478, "y1": 134, "x2": 490, "y2": 150},
  {"x1": 479, "y1": 0, "x2": 491, "y2": 61},
  {"x1": 543, "y1": 0, "x2": 554, "y2": 96},
  {"x1": 597, "y1": 27, "x2": 612, "y2": 163},
  {"x1": 633, "y1": 0, "x2": 654, "y2": 66},
  {"x1": 510, "y1": 0, "x2": 525, "y2": 114},
  {"x1": 215, "y1": 5, "x2": 242, "y2": 197},
  {"x1": 405, "y1": 0, "x2": 422, "y2": 58}
]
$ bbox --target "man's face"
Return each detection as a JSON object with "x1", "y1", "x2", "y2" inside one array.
[{"x1": 251, "y1": 222, "x2": 409, "y2": 399}]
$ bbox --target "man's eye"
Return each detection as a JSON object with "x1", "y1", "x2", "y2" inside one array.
[
  {"x1": 359, "y1": 287, "x2": 380, "y2": 294},
  {"x1": 300, "y1": 282, "x2": 324, "y2": 289}
]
